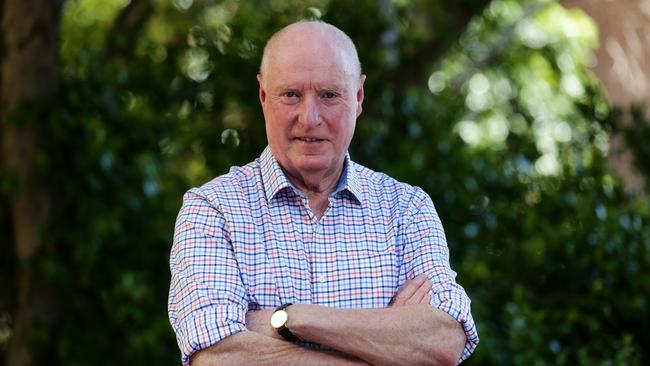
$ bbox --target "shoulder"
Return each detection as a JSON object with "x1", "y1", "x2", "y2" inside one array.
[
  {"x1": 350, "y1": 160, "x2": 431, "y2": 215},
  {"x1": 185, "y1": 158, "x2": 263, "y2": 207}
]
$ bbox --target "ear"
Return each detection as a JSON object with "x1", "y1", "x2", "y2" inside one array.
[
  {"x1": 355, "y1": 74, "x2": 366, "y2": 118},
  {"x1": 257, "y1": 74, "x2": 266, "y2": 105}
]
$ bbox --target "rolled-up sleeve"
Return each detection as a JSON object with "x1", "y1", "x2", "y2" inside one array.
[
  {"x1": 400, "y1": 188, "x2": 479, "y2": 363},
  {"x1": 168, "y1": 189, "x2": 247, "y2": 365}
]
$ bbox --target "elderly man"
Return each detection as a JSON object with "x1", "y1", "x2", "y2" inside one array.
[{"x1": 168, "y1": 20, "x2": 478, "y2": 365}]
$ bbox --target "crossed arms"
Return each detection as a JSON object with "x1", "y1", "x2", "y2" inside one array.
[
  {"x1": 191, "y1": 275, "x2": 466, "y2": 366},
  {"x1": 169, "y1": 189, "x2": 478, "y2": 366}
]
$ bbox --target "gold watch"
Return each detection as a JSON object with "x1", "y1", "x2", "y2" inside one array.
[{"x1": 270, "y1": 303, "x2": 299, "y2": 342}]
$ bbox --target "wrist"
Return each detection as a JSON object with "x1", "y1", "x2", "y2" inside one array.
[
  {"x1": 285, "y1": 304, "x2": 321, "y2": 341},
  {"x1": 245, "y1": 308, "x2": 279, "y2": 339},
  {"x1": 271, "y1": 303, "x2": 300, "y2": 342}
]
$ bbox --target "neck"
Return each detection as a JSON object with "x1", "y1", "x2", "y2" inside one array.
[
  {"x1": 282, "y1": 161, "x2": 345, "y2": 220},
  {"x1": 283, "y1": 162, "x2": 344, "y2": 198}
]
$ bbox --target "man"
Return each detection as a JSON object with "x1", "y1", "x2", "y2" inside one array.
[{"x1": 168, "y1": 20, "x2": 478, "y2": 365}]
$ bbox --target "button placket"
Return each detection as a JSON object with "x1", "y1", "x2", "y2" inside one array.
[{"x1": 311, "y1": 220, "x2": 328, "y2": 302}]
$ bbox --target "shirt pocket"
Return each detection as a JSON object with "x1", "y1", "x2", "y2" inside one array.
[{"x1": 325, "y1": 240, "x2": 398, "y2": 308}]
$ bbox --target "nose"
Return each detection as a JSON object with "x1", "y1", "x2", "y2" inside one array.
[{"x1": 300, "y1": 94, "x2": 322, "y2": 128}]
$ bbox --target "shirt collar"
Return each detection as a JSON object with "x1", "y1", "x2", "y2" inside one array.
[
  {"x1": 335, "y1": 153, "x2": 364, "y2": 204},
  {"x1": 260, "y1": 146, "x2": 365, "y2": 204},
  {"x1": 260, "y1": 146, "x2": 293, "y2": 200}
]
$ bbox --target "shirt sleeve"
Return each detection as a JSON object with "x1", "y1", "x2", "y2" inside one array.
[
  {"x1": 168, "y1": 189, "x2": 248, "y2": 365},
  {"x1": 399, "y1": 188, "x2": 479, "y2": 364}
]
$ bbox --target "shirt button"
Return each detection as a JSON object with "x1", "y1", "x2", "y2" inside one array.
[{"x1": 317, "y1": 275, "x2": 326, "y2": 283}]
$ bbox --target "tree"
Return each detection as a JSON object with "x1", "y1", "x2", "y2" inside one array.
[
  {"x1": 1, "y1": 0, "x2": 648, "y2": 365},
  {"x1": 1, "y1": 0, "x2": 492, "y2": 364},
  {"x1": 1, "y1": 1, "x2": 63, "y2": 365}
]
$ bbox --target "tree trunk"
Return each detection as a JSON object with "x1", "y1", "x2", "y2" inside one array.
[
  {"x1": 1, "y1": 0, "x2": 63, "y2": 365},
  {"x1": 564, "y1": 0, "x2": 650, "y2": 116},
  {"x1": 563, "y1": 0, "x2": 650, "y2": 194}
]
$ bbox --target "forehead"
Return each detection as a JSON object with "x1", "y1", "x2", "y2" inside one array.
[{"x1": 264, "y1": 27, "x2": 356, "y2": 87}]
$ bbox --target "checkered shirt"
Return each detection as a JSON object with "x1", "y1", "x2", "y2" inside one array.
[{"x1": 168, "y1": 146, "x2": 479, "y2": 365}]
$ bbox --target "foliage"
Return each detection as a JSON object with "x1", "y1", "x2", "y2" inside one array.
[{"x1": 1, "y1": 0, "x2": 648, "y2": 365}]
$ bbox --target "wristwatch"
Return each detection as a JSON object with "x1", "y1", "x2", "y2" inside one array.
[{"x1": 270, "y1": 303, "x2": 299, "y2": 342}]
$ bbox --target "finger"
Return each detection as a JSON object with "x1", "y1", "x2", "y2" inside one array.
[
  {"x1": 391, "y1": 274, "x2": 427, "y2": 306},
  {"x1": 406, "y1": 278, "x2": 432, "y2": 305},
  {"x1": 391, "y1": 275, "x2": 425, "y2": 305},
  {"x1": 245, "y1": 309, "x2": 274, "y2": 335}
]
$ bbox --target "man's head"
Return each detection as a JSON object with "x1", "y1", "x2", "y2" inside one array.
[
  {"x1": 259, "y1": 21, "x2": 362, "y2": 79},
  {"x1": 257, "y1": 21, "x2": 365, "y2": 187}
]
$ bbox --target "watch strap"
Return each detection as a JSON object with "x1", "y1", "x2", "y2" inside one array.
[{"x1": 274, "y1": 303, "x2": 299, "y2": 342}]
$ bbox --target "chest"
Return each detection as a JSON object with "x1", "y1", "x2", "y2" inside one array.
[{"x1": 227, "y1": 195, "x2": 403, "y2": 310}]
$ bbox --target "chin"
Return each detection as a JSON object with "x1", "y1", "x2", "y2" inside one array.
[
  {"x1": 293, "y1": 156, "x2": 334, "y2": 173},
  {"x1": 295, "y1": 162, "x2": 330, "y2": 173}
]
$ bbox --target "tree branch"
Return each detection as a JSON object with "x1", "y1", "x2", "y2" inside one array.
[{"x1": 102, "y1": 0, "x2": 154, "y2": 61}]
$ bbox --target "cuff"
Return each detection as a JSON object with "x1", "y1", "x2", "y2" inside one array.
[
  {"x1": 174, "y1": 304, "x2": 246, "y2": 366},
  {"x1": 430, "y1": 286, "x2": 479, "y2": 363}
]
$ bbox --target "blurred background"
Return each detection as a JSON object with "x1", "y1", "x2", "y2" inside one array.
[{"x1": 1, "y1": 0, "x2": 649, "y2": 365}]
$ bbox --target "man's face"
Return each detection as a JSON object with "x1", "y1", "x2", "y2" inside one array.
[{"x1": 258, "y1": 29, "x2": 365, "y2": 182}]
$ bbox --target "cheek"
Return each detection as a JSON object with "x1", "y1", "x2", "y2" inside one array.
[
  {"x1": 267, "y1": 105, "x2": 295, "y2": 126},
  {"x1": 325, "y1": 105, "x2": 356, "y2": 134}
]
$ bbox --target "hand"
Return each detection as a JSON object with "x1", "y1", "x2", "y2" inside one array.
[
  {"x1": 388, "y1": 274, "x2": 432, "y2": 307},
  {"x1": 245, "y1": 308, "x2": 281, "y2": 339}
]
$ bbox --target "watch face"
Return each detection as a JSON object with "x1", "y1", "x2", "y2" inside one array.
[{"x1": 270, "y1": 310, "x2": 288, "y2": 329}]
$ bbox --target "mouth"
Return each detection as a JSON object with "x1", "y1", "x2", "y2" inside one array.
[{"x1": 296, "y1": 137, "x2": 325, "y2": 143}]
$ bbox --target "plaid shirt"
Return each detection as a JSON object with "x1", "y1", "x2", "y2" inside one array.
[{"x1": 168, "y1": 146, "x2": 478, "y2": 365}]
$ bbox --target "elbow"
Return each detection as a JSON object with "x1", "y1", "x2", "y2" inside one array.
[
  {"x1": 190, "y1": 335, "x2": 245, "y2": 366},
  {"x1": 418, "y1": 347, "x2": 459, "y2": 366},
  {"x1": 190, "y1": 348, "x2": 214, "y2": 366},
  {"x1": 191, "y1": 345, "x2": 227, "y2": 366},
  {"x1": 420, "y1": 346, "x2": 462, "y2": 366},
  {"x1": 191, "y1": 345, "x2": 242, "y2": 366},
  {"x1": 421, "y1": 326, "x2": 466, "y2": 366},
  {"x1": 399, "y1": 345, "x2": 454, "y2": 366},
  {"x1": 432, "y1": 351, "x2": 461, "y2": 366}
]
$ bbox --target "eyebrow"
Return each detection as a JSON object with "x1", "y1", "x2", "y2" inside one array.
[{"x1": 272, "y1": 83, "x2": 347, "y2": 93}]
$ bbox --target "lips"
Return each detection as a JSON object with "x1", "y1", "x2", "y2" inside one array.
[{"x1": 296, "y1": 137, "x2": 324, "y2": 142}]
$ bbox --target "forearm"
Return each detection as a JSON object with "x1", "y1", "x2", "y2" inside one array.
[
  {"x1": 191, "y1": 330, "x2": 368, "y2": 366},
  {"x1": 288, "y1": 304, "x2": 466, "y2": 366}
]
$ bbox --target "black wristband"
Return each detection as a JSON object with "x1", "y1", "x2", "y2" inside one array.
[{"x1": 273, "y1": 303, "x2": 300, "y2": 342}]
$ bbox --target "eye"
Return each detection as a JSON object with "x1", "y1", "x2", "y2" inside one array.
[
  {"x1": 281, "y1": 90, "x2": 300, "y2": 105},
  {"x1": 322, "y1": 91, "x2": 337, "y2": 99}
]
